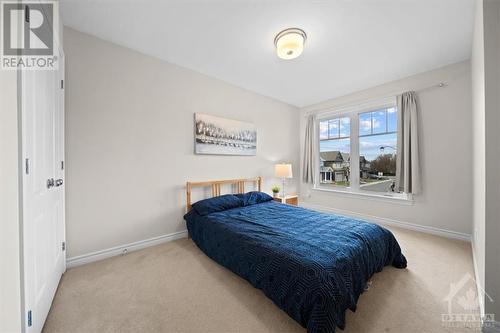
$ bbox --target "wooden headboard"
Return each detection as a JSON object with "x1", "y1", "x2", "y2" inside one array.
[{"x1": 186, "y1": 176, "x2": 262, "y2": 211}]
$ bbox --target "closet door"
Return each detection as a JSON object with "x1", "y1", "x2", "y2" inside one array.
[{"x1": 21, "y1": 49, "x2": 65, "y2": 333}]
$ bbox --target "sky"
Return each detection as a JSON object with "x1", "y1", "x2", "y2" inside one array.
[{"x1": 320, "y1": 108, "x2": 397, "y2": 161}]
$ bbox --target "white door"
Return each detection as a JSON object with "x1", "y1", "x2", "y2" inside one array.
[{"x1": 21, "y1": 48, "x2": 65, "y2": 333}]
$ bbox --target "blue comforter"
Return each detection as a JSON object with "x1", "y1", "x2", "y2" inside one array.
[{"x1": 184, "y1": 198, "x2": 406, "y2": 333}]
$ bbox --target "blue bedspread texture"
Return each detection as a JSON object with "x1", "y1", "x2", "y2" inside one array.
[{"x1": 184, "y1": 194, "x2": 407, "y2": 333}]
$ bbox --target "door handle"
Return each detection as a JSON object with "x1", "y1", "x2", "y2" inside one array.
[
  {"x1": 47, "y1": 178, "x2": 55, "y2": 189},
  {"x1": 55, "y1": 179, "x2": 63, "y2": 187}
]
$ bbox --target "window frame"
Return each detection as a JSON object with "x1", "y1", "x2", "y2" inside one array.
[
  {"x1": 314, "y1": 97, "x2": 412, "y2": 202},
  {"x1": 358, "y1": 108, "x2": 397, "y2": 138}
]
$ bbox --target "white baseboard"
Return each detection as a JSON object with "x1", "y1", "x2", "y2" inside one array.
[
  {"x1": 66, "y1": 230, "x2": 188, "y2": 268},
  {"x1": 471, "y1": 238, "x2": 486, "y2": 321},
  {"x1": 299, "y1": 202, "x2": 471, "y2": 242},
  {"x1": 471, "y1": 239, "x2": 500, "y2": 332}
]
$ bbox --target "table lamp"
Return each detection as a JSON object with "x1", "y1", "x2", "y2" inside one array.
[{"x1": 274, "y1": 163, "x2": 293, "y2": 198}]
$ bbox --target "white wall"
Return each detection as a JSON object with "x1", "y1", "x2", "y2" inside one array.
[
  {"x1": 63, "y1": 27, "x2": 300, "y2": 258},
  {"x1": 471, "y1": 0, "x2": 500, "y2": 322},
  {"x1": 0, "y1": 72, "x2": 22, "y2": 332},
  {"x1": 299, "y1": 61, "x2": 472, "y2": 236},
  {"x1": 471, "y1": 0, "x2": 486, "y2": 316}
]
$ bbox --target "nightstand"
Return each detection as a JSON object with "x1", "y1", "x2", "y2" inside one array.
[{"x1": 273, "y1": 195, "x2": 298, "y2": 206}]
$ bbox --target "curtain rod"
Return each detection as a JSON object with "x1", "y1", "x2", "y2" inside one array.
[{"x1": 304, "y1": 81, "x2": 447, "y2": 116}]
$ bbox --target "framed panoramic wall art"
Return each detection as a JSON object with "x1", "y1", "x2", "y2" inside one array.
[{"x1": 194, "y1": 113, "x2": 257, "y2": 156}]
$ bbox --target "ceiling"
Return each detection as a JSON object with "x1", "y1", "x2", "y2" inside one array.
[{"x1": 60, "y1": 0, "x2": 474, "y2": 107}]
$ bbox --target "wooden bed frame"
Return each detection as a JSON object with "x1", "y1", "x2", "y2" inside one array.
[{"x1": 186, "y1": 176, "x2": 262, "y2": 211}]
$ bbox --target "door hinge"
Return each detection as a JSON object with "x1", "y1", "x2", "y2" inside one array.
[
  {"x1": 25, "y1": 5, "x2": 30, "y2": 23},
  {"x1": 62, "y1": 242, "x2": 66, "y2": 251},
  {"x1": 61, "y1": 161, "x2": 64, "y2": 170},
  {"x1": 60, "y1": 79, "x2": 64, "y2": 90},
  {"x1": 27, "y1": 310, "x2": 32, "y2": 327},
  {"x1": 25, "y1": 158, "x2": 29, "y2": 175}
]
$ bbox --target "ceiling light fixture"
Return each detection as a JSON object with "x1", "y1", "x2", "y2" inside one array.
[{"x1": 274, "y1": 28, "x2": 307, "y2": 60}]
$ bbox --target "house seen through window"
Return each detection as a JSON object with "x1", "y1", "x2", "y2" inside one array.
[
  {"x1": 319, "y1": 117, "x2": 350, "y2": 187},
  {"x1": 318, "y1": 105, "x2": 399, "y2": 195}
]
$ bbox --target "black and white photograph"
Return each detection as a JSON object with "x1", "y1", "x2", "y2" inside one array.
[{"x1": 194, "y1": 113, "x2": 257, "y2": 155}]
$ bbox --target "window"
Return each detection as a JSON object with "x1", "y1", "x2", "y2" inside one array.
[
  {"x1": 358, "y1": 107, "x2": 397, "y2": 193},
  {"x1": 319, "y1": 117, "x2": 350, "y2": 187},
  {"x1": 316, "y1": 101, "x2": 406, "y2": 199}
]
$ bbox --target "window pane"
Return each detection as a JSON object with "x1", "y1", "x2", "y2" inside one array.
[
  {"x1": 359, "y1": 133, "x2": 397, "y2": 193},
  {"x1": 328, "y1": 119, "x2": 339, "y2": 138},
  {"x1": 320, "y1": 121, "x2": 328, "y2": 140},
  {"x1": 388, "y1": 107, "x2": 397, "y2": 132},
  {"x1": 319, "y1": 138, "x2": 350, "y2": 187},
  {"x1": 359, "y1": 112, "x2": 371, "y2": 136},
  {"x1": 339, "y1": 117, "x2": 350, "y2": 137},
  {"x1": 372, "y1": 110, "x2": 387, "y2": 134}
]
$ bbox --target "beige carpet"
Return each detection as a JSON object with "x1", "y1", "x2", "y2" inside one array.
[{"x1": 43, "y1": 226, "x2": 480, "y2": 333}]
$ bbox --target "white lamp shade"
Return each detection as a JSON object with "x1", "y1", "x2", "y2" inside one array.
[{"x1": 275, "y1": 164, "x2": 293, "y2": 178}]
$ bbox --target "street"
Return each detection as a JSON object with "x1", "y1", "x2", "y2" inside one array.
[{"x1": 360, "y1": 179, "x2": 394, "y2": 192}]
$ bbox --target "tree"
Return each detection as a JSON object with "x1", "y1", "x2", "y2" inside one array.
[
  {"x1": 370, "y1": 154, "x2": 396, "y2": 175},
  {"x1": 343, "y1": 165, "x2": 350, "y2": 182}
]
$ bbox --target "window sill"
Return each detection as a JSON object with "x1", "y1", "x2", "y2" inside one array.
[{"x1": 311, "y1": 186, "x2": 414, "y2": 205}]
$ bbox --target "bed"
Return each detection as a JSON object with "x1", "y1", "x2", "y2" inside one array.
[{"x1": 184, "y1": 177, "x2": 407, "y2": 333}]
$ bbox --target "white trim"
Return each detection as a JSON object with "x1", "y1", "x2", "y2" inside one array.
[
  {"x1": 66, "y1": 230, "x2": 188, "y2": 268},
  {"x1": 312, "y1": 186, "x2": 414, "y2": 205},
  {"x1": 470, "y1": 239, "x2": 498, "y2": 332},
  {"x1": 470, "y1": 240, "x2": 500, "y2": 332},
  {"x1": 471, "y1": 238, "x2": 485, "y2": 321},
  {"x1": 300, "y1": 202, "x2": 471, "y2": 242}
]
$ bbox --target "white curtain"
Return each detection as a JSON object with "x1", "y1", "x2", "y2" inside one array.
[
  {"x1": 396, "y1": 91, "x2": 421, "y2": 194},
  {"x1": 302, "y1": 115, "x2": 317, "y2": 184}
]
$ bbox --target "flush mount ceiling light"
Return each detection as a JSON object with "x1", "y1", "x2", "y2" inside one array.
[{"x1": 274, "y1": 28, "x2": 307, "y2": 60}]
